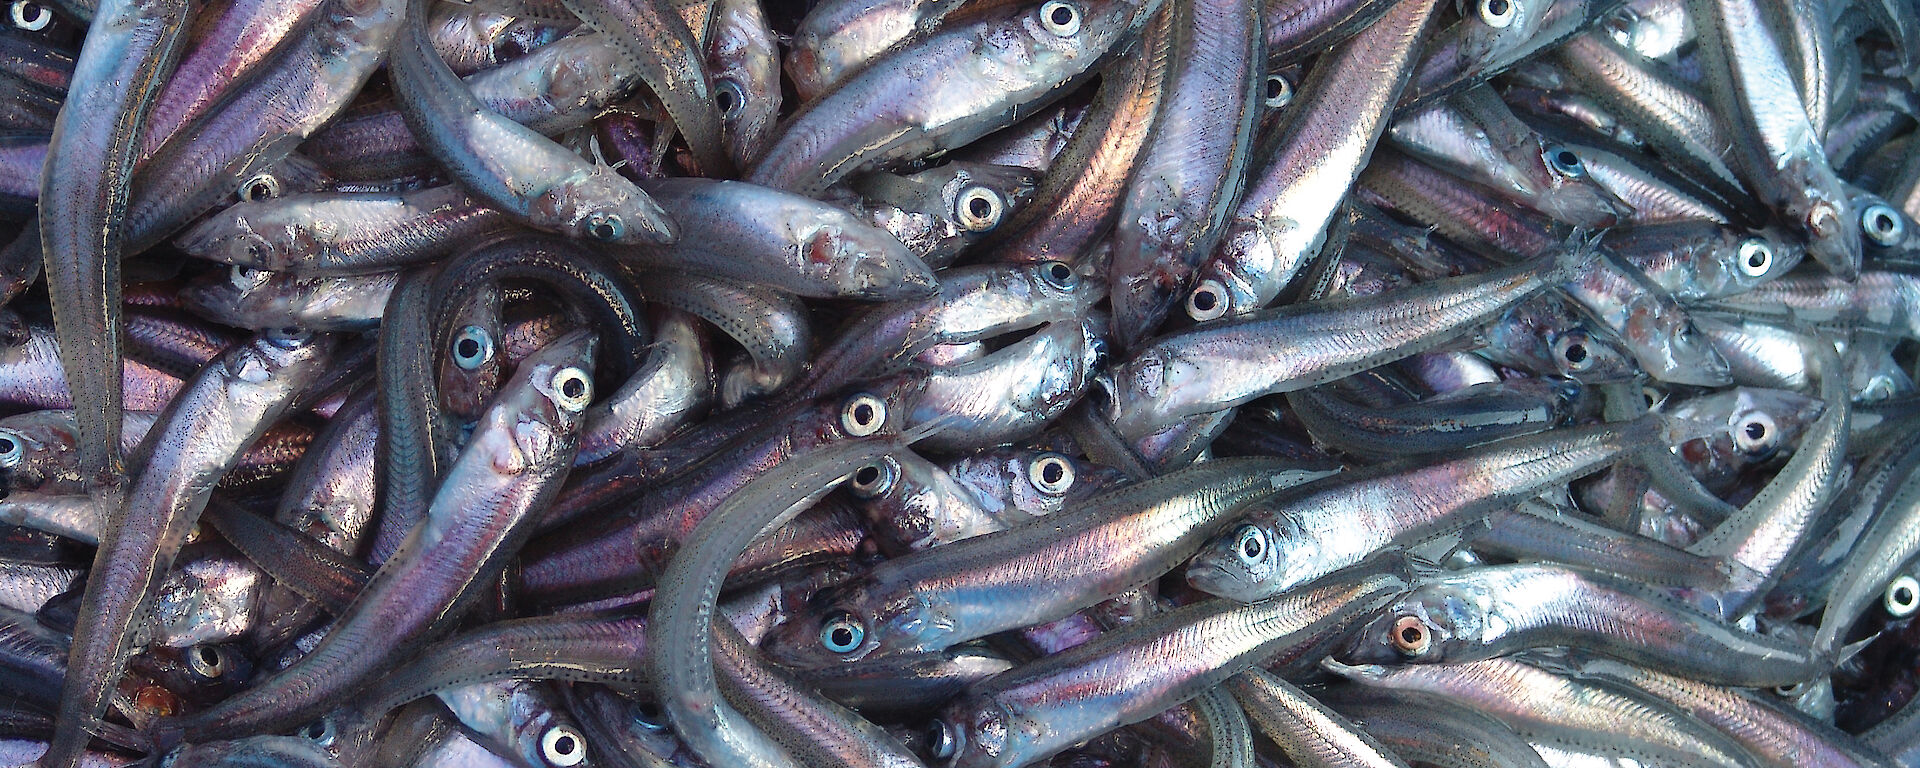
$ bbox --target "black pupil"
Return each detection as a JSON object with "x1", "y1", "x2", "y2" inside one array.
[
  {"x1": 1050, "y1": 264, "x2": 1072, "y2": 282},
  {"x1": 1049, "y1": 5, "x2": 1072, "y2": 25},
  {"x1": 1041, "y1": 461, "x2": 1064, "y2": 484},
  {"x1": 554, "y1": 735, "x2": 576, "y2": 754},
  {"x1": 562, "y1": 377, "x2": 585, "y2": 399},
  {"x1": 1267, "y1": 77, "x2": 1284, "y2": 100},
  {"x1": 592, "y1": 222, "x2": 615, "y2": 239},
  {"x1": 1748, "y1": 251, "x2": 1765, "y2": 268},
  {"x1": 1400, "y1": 626, "x2": 1421, "y2": 643},
  {"x1": 854, "y1": 403, "x2": 874, "y2": 424},
  {"x1": 717, "y1": 87, "x2": 737, "y2": 114},
  {"x1": 251, "y1": 182, "x2": 271, "y2": 199},
  {"x1": 856, "y1": 465, "x2": 880, "y2": 485},
  {"x1": 1242, "y1": 536, "x2": 1259, "y2": 558},
  {"x1": 1487, "y1": 0, "x2": 1508, "y2": 14},
  {"x1": 1193, "y1": 290, "x2": 1217, "y2": 312},
  {"x1": 1899, "y1": 587, "x2": 1915, "y2": 603},
  {"x1": 637, "y1": 702, "x2": 661, "y2": 720},
  {"x1": 831, "y1": 626, "x2": 854, "y2": 647},
  {"x1": 1563, "y1": 343, "x2": 1587, "y2": 363},
  {"x1": 1556, "y1": 151, "x2": 1578, "y2": 169},
  {"x1": 457, "y1": 338, "x2": 481, "y2": 359},
  {"x1": 198, "y1": 647, "x2": 219, "y2": 667},
  {"x1": 0, "y1": 437, "x2": 16, "y2": 454},
  {"x1": 968, "y1": 195, "x2": 993, "y2": 218},
  {"x1": 1873, "y1": 213, "x2": 1895, "y2": 233},
  {"x1": 306, "y1": 723, "x2": 325, "y2": 738},
  {"x1": 1745, "y1": 422, "x2": 1766, "y2": 440}
]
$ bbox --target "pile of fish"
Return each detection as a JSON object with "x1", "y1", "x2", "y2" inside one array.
[{"x1": 1, "y1": 0, "x2": 1919, "y2": 762}]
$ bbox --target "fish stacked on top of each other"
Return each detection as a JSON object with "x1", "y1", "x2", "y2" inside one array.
[{"x1": 0, "y1": 0, "x2": 1916, "y2": 764}]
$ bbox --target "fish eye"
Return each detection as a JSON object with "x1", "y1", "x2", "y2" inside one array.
[
  {"x1": 187, "y1": 644, "x2": 229, "y2": 679},
  {"x1": 929, "y1": 720, "x2": 958, "y2": 760},
  {"x1": 1038, "y1": 0, "x2": 1080, "y2": 35},
  {"x1": 632, "y1": 700, "x2": 669, "y2": 732},
  {"x1": 820, "y1": 613, "x2": 866, "y2": 654},
  {"x1": 0, "y1": 428, "x2": 24, "y2": 469},
  {"x1": 1039, "y1": 260, "x2": 1077, "y2": 290},
  {"x1": 1736, "y1": 238, "x2": 1772, "y2": 277},
  {"x1": 9, "y1": 0, "x2": 49, "y2": 30},
  {"x1": 1543, "y1": 145, "x2": 1584, "y2": 178},
  {"x1": 1263, "y1": 75, "x2": 1293, "y2": 109},
  {"x1": 586, "y1": 212, "x2": 625, "y2": 242},
  {"x1": 841, "y1": 392, "x2": 887, "y2": 436},
  {"x1": 715, "y1": 79, "x2": 745, "y2": 119},
  {"x1": 1887, "y1": 575, "x2": 1919, "y2": 618},
  {"x1": 549, "y1": 367, "x2": 593, "y2": 412},
  {"x1": 1732, "y1": 411, "x2": 1776, "y2": 455},
  {"x1": 1479, "y1": 0, "x2": 1516, "y2": 27},
  {"x1": 1027, "y1": 453, "x2": 1075, "y2": 496},
  {"x1": 540, "y1": 724, "x2": 587, "y2": 767},
  {"x1": 451, "y1": 325, "x2": 495, "y2": 371},
  {"x1": 955, "y1": 186, "x2": 1005, "y2": 232},
  {"x1": 1390, "y1": 615, "x2": 1432, "y2": 655},
  {"x1": 1233, "y1": 525, "x2": 1266, "y2": 566},
  {"x1": 1187, "y1": 279, "x2": 1229, "y2": 321},
  {"x1": 299, "y1": 717, "x2": 337, "y2": 746},
  {"x1": 238, "y1": 173, "x2": 282, "y2": 202},
  {"x1": 1552, "y1": 333, "x2": 1593, "y2": 372},
  {"x1": 848, "y1": 458, "x2": 899, "y2": 498},
  {"x1": 1862, "y1": 203, "x2": 1904, "y2": 247}
]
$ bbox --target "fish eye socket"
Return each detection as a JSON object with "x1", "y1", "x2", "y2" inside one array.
[
  {"x1": 1543, "y1": 145, "x2": 1584, "y2": 177},
  {"x1": 587, "y1": 213, "x2": 625, "y2": 242},
  {"x1": 1887, "y1": 575, "x2": 1920, "y2": 618},
  {"x1": 1263, "y1": 75, "x2": 1293, "y2": 108},
  {"x1": 266, "y1": 326, "x2": 310, "y2": 347},
  {"x1": 188, "y1": 644, "x2": 227, "y2": 678},
  {"x1": 1027, "y1": 453, "x2": 1075, "y2": 495},
  {"x1": 1040, "y1": 260, "x2": 1077, "y2": 289},
  {"x1": 848, "y1": 458, "x2": 898, "y2": 498},
  {"x1": 550, "y1": 367, "x2": 593, "y2": 412},
  {"x1": 1234, "y1": 525, "x2": 1265, "y2": 565},
  {"x1": 1187, "y1": 280, "x2": 1229, "y2": 321},
  {"x1": 1736, "y1": 238, "x2": 1772, "y2": 277},
  {"x1": 0, "y1": 429, "x2": 23, "y2": 468},
  {"x1": 238, "y1": 173, "x2": 282, "y2": 202},
  {"x1": 929, "y1": 721, "x2": 958, "y2": 759},
  {"x1": 1863, "y1": 204, "x2": 1905, "y2": 246},
  {"x1": 820, "y1": 613, "x2": 866, "y2": 654},
  {"x1": 541, "y1": 724, "x2": 587, "y2": 767},
  {"x1": 10, "y1": 1, "x2": 49, "y2": 30},
  {"x1": 1553, "y1": 334, "x2": 1592, "y2": 372},
  {"x1": 840, "y1": 393, "x2": 887, "y2": 436},
  {"x1": 632, "y1": 700, "x2": 669, "y2": 731},
  {"x1": 451, "y1": 325, "x2": 495, "y2": 371},
  {"x1": 715, "y1": 79, "x2": 745, "y2": 119},
  {"x1": 300, "y1": 717, "x2": 337, "y2": 746},
  {"x1": 1038, "y1": 0, "x2": 1080, "y2": 35},
  {"x1": 1479, "y1": 0, "x2": 1515, "y2": 26},
  {"x1": 1733, "y1": 412, "x2": 1776, "y2": 454},
  {"x1": 1390, "y1": 615, "x2": 1432, "y2": 655},
  {"x1": 956, "y1": 186, "x2": 1005, "y2": 232}
]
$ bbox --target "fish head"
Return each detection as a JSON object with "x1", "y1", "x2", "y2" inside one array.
[
  {"x1": 539, "y1": 166, "x2": 678, "y2": 245},
  {"x1": 1339, "y1": 580, "x2": 1490, "y2": 665},
  {"x1": 816, "y1": 223, "x2": 938, "y2": 300},
  {"x1": 1186, "y1": 516, "x2": 1304, "y2": 602},
  {"x1": 762, "y1": 580, "x2": 946, "y2": 666},
  {"x1": 176, "y1": 211, "x2": 285, "y2": 271}
]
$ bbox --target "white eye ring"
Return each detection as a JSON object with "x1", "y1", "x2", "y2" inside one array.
[
  {"x1": 1479, "y1": 0, "x2": 1516, "y2": 27},
  {"x1": 1187, "y1": 279, "x2": 1229, "y2": 321},
  {"x1": 1262, "y1": 75, "x2": 1293, "y2": 109},
  {"x1": 955, "y1": 186, "x2": 1005, "y2": 232},
  {"x1": 238, "y1": 173, "x2": 283, "y2": 202},
  {"x1": 1038, "y1": 0, "x2": 1080, "y2": 36},
  {"x1": 550, "y1": 367, "x2": 593, "y2": 412},
  {"x1": 187, "y1": 644, "x2": 227, "y2": 679},
  {"x1": 1732, "y1": 411, "x2": 1776, "y2": 455},
  {"x1": 848, "y1": 458, "x2": 898, "y2": 498},
  {"x1": 540, "y1": 724, "x2": 587, "y2": 767},
  {"x1": 1233, "y1": 525, "x2": 1266, "y2": 566},
  {"x1": 841, "y1": 393, "x2": 887, "y2": 436},
  {"x1": 1862, "y1": 203, "x2": 1905, "y2": 247},
  {"x1": 1736, "y1": 238, "x2": 1772, "y2": 277},
  {"x1": 10, "y1": 1, "x2": 50, "y2": 30},
  {"x1": 0, "y1": 428, "x2": 23, "y2": 469},
  {"x1": 1027, "y1": 453, "x2": 1075, "y2": 496},
  {"x1": 450, "y1": 325, "x2": 494, "y2": 371}
]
